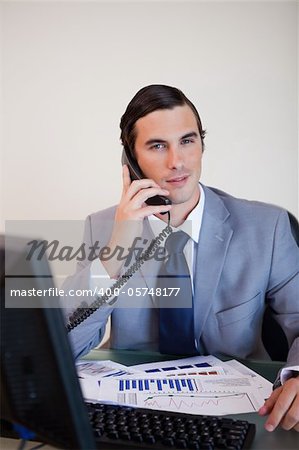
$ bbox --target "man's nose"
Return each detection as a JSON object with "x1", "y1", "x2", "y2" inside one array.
[{"x1": 167, "y1": 147, "x2": 183, "y2": 170}]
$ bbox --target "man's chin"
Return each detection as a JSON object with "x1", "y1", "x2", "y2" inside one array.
[
  {"x1": 169, "y1": 194, "x2": 193, "y2": 206},
  {"x1": 169, "y1": 186, "x2": 200, "y2": 207}
]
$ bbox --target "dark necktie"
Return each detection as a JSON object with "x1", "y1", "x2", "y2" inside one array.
[{"x1": 158, "y1": 230, "x2": 197, "y2": 355}]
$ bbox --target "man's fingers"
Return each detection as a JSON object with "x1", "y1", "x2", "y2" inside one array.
[
  {"x1": 126, "y1": 178, "x2": 161, "y2": 196},
  {"x1": 139, "y1": 203, "x2": 172, "y2": 217},
  {"x1": 258, "y1": 386, "x2": 282, "y2": 416},
  {"x1": 122, "y1": 179, "x2": 164, "y2": 206},
  {"x1": 264, "y1": 391, "x2": 293, "y2": 431},
  {"x1": 280, "y1": 398, "x2": 299, "y2": 430},
  {"x1": 133, "y1": 187, "x2": 170, "y2": 206},
  {"x1": 263, "y1": 378, "x2": 299, "y2": 432}
]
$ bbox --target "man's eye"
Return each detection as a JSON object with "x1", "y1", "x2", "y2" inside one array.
[
  {"x1": 181, "y1": 139, "x2": 193, "y2": 145},
  {"x1": 151, "y1": 143, "x2": 165, "y2": 150}
]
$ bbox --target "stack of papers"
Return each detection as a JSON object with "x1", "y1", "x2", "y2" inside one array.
[{"x1": 77, "y1": 355, "x2": 272, "y2": 416}]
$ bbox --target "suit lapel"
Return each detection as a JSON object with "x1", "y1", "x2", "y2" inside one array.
[{"x1": 193, "y1": 186, "x2": 233, "y2": 342}]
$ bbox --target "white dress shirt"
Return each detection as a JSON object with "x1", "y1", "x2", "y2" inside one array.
[{"x1": 148, "y1": 183, "x2": 205, "y2": 289}]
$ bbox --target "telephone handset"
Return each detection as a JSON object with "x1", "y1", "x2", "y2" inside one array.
[{"x1": 121, "y1": 148, "x2": 172, "y2": 211}]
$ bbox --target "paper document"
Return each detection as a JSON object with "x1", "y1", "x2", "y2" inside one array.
[
  {"x1": 76, "y1": 360, "x2": 142, "y2": 378},
  {"x1": 130, "y1": 355, "x2": 223, "y2": 373},
  {"x1": 221, "y1": 360, "x2": 273, "y2": 400},
  {"x1": 134, "y1": 366, "x2": 226, "y2": 378},
  {"x1": 80, "y1": 375, "x2": 264, "y2": 416},
  {"x1": 78, "y1": 355, "x2": 272, "y2": 416}
]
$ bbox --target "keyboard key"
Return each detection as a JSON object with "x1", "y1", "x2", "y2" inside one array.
[
  {"x1": 162, "y1": 437, "x2": 175, "y2": 447},
  {"x1": 201, "y1": 444, "x2": 214, "y2": 450},
  {"x1": 175, "y1": 439, "x2": 188, "y2": 448},
  {"x1": 107, "y1": 431, "x2": 118, "y2": 439},
  {"x1": 144, "y1": 435, "x2": 156, "y2": 444},
  {"x1": 119, "y1": 431, "x2": 131, "y2": 440},
  {"x1": 132, "y1": 433, "x2": 143, "y2": 442}
]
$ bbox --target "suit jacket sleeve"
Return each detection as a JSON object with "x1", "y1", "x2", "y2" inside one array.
[
  {"x1": 266, "y1": 210, "x2": 299, "y2": 368},
  {"x1": 62, "y1": 215, "x2": 114, "y2": 359}
]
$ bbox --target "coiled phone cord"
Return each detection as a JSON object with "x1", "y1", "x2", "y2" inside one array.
[{"x1": 66, "y1": 212, "x2": 172, "y2": 332}]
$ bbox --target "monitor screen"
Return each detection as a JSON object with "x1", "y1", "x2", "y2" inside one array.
[{"x1": 0, "y1": 235, "x2": 96, "y2": 449}]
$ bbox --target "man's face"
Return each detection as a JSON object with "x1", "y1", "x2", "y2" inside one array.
[{"x1": 134, "y1": 104, "x2": 203, "y2": 206}]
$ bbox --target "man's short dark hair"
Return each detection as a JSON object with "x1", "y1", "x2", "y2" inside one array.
[{"x1": 120, "y1": 84, "x2": 206, "y2": 157}]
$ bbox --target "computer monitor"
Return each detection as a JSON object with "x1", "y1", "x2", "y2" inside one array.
[{"x1": 0, "y1": 235, "x2": 96, "y2": 449}]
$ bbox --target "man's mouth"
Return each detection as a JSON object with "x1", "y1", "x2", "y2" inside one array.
[{"x1": 166, "y1": 174, "x2": 189, "y2": 186}]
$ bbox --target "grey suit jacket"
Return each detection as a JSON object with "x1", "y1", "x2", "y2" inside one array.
[{"x1": 63, "y1": 185, "x2": 299, "y2": 367}]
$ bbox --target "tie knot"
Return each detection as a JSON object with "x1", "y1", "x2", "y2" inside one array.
[{"x1": 165, "y1": 230, "x2": 190, "y2": 254}]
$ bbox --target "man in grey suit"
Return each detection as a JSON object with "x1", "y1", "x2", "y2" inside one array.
[{"x1": 64, "y1": 85, "x2": 299, "y2": 432}]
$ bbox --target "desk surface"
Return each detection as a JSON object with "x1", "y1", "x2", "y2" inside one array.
[{"x1": 2, "y1": 350, "x2": 298, "y2": 449}]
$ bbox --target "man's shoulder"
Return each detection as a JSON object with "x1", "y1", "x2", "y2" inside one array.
[
  {"x1": 205, "y1": 185, "x2": 285, "y2": 216},
  {"x1": 83, "y1": 206, "x2": 118, "y2": 243},
  {"x1": 88, "y1": 205, "x2": 117, "y2": 223},
  {"x1": 203, "y1": 185, "x2": 289, "y2": 229}
]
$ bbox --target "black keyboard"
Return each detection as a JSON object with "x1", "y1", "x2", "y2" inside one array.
[{"x1": 86, "y1": 402, "x2": 256, "y2": 450}]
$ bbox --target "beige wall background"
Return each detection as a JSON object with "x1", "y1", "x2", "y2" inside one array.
[{"x1": 1, "y1": 0, "x2": 298, "y2": 233}]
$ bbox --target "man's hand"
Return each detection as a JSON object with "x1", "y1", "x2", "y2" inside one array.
[
  {"x1": 101, "y1": 165, "x2": 172, "y2": 279},
  {"x1": 258, "y1": 377, "x2": 299, "y2": 432},
  {"x1": 115, "y1": 164, "x2": 171, "y2": 222}
]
